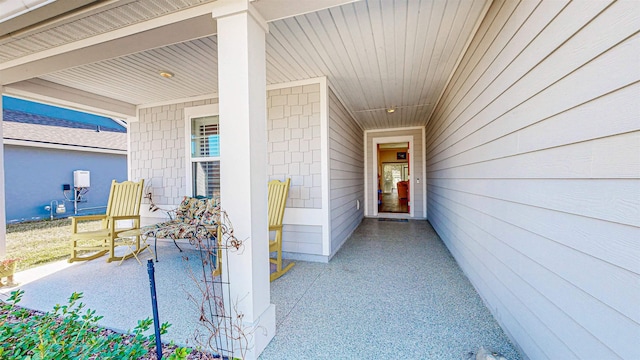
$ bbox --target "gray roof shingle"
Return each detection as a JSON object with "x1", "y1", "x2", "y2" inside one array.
[{"x1": 3, "y1": 110, "x2": 127, "y2": 152}]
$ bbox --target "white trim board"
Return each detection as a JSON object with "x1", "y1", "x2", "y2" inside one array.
[
  {"x1": 283, "y1": 208, "x2": 324, "y2": 226},
  {"x1": 183, "y1": 103, "x2": 220, "y2": 197},
  {"x1": 422, "y1": 126, "x2": 427, "y2": 219},
  {"x1": 319, "y1": 76, "x2": 331, "y2": 257},
  {"x1": 366, "y1": 126, "x2": 425, "y2": 133},
  {"x1": 137, "y1": 93, "x2": 218, "y2": 110},
  {"x1": 3, "y1": 80, "x2": 136, "y2": 119},
  {"x1": 364, "y1": 131, "x2": 369, "y2": 217}
]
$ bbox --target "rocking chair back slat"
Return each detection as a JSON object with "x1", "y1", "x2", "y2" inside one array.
[
  {"x1": 268, "y1": 178, "x2": 292, "y2": 281},
  {"x1": 268, "y1": 179, "x2": 289, "y2": 229},
  {"x1": 69, "y1": 179, "x2": 145, "y2": 263}
]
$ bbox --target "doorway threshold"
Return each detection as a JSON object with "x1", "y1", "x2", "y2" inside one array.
[
  {"x1": 375, "y1": 212, "x2": 411, "y2": 219},
  {"x1": 378, "y1": 218, "x2": 409, "y2": 222}
]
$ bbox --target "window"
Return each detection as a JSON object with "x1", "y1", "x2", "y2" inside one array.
[{"x1": 185, "y1": 105, "x2": 220, "y2": 199}]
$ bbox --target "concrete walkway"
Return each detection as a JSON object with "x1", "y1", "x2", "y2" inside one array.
[
  {"x1": 262, "y1": 219, "x2": 520, "y2": 359},
  {"x1": 1, "y1": 219, "x2": 521, "y2": 359}
]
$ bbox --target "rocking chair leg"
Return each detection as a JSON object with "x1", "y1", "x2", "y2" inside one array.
[{"x1": 270, "y1": 261, "x2": 295, "y2": 282}]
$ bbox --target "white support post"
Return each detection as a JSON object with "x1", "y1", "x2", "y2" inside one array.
[
  {"x1": 213, "y1": 1, "x2": 274, "y2": 359},
  {"x1": 0, "y1": 89, "x2": 6, "y2": 257}
]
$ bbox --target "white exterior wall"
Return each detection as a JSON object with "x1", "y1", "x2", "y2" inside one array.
[
  {"x1": 267, "y1": 84, "x2": 322, "y2": 209},
  {"x1": 365, "y1": 127, "x2": 425, "y2": 218},
  {"x1": 426, "y1": 1, "x2": 640, "y2": 359},
  {"x1": 130, "y1": 99, "x2": 218, "y2": 216},
  {"x1": 267, "y1": 82, "x2": 326, "y2": 258},
  {"x1": 130, "y1": 81, "x2": 331, "y2": 259},
  {"x1": 328, "y1": 88, "x2": 364, "y2": 255}
]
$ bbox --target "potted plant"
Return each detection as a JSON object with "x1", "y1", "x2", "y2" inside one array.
[{"x1": 0, "y1": 257, "x2": 19, "y2": 286}]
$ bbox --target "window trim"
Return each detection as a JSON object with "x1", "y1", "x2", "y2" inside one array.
[{"x1": 184, "y1": 104, "x2": 219, "y2": 197}]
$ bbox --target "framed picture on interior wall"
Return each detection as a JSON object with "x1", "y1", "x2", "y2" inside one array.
[{"x1": 397, "y1": 152, "x2": 407, "y2": 160}]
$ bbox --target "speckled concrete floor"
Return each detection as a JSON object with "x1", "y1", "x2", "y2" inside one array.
[
  {"x1": 260, "y1": 219, "x2": 521, "y2": 359},
  {"x1": 0, "y1": 241, "x2": 213, "y2": 350},
  {"x1": 1, "y1": 219, "x2": 521, "y2": 359}
]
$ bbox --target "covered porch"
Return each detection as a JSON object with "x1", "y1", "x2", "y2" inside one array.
[
  {"x1": 1, "y1": 219, "x2": 520, "y2": 359},
  {"x1": 1, "y1": 0, "x2": 638, "y2": 359}
]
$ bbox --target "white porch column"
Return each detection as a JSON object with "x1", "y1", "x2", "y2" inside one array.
[
  {"x1": 213, "y1": 2, "x2": 274, "y2": 359},
  {"x1": 0, "y1": 90, "x2": 6, "y2": 257}
]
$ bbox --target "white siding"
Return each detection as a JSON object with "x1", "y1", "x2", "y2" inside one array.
[
  {"x1": 267, "y1": 84, "x2": 322, "y2": 209},
  {"x1": 131, "y1": 98, "x2": 218, "y2": 208},
  {"x1": 131, "y1": 86, "x2": 328, "y2": 259},
  {"x1": 365, "y1": 128, "x2": 425, "y2": 218},
  {"x1": 426, "y1": 1, "x2": 640, "y2": 359},
  {"x1": 282, "y1": 224, "x2": 323, "y2": 256},
  {"x1": 328, "y1": 88, "x2": 364, "y2": 254}
]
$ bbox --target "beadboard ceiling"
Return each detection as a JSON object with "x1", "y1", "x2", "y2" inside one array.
[{"x1": 1, "y1": 0, "x2": 489, "y2": 130}]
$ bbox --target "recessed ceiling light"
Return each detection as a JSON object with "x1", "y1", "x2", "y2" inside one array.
[
  {"x1": 386, "y1": 107, "x2": 396, "y2": 114},
  {"x1": 159, "y1": 71, "x2": 174, "y2": 78}
]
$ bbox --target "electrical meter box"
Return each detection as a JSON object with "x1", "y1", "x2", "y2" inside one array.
[{"x1": 73, "y1": 170, "x2": 91, "y2": 188}]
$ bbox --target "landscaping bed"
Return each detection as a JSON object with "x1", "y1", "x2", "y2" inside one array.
[{"x1": 0, "y1": 290, "x2": 219, "y2": 360}]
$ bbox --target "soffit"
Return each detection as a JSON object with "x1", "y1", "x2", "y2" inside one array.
[
  {"x1": 266, "y1": 0, "x2": 488, "y2": 129},
  {"x1": 0, "y1": 0, "x2": 218, "y2": 64},
  {"x1": 40, "y1": 37, "x2": 218, "y2": 104},
  {"x1": 3, "y1": 0, "x2": 489, "y2": 130}
]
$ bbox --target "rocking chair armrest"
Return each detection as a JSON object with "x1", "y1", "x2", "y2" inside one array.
[
  {"x1": 71, "y1": 214, "x2": 107, "y2": 224},
  {"x1": 71, "y1": 214, "x2": 107, "y2": 233},
  {"x1": 110, "y1": 215, "x2": 141, "y2": 221}
]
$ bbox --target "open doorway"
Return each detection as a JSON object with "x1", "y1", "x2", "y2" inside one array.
[{"x1": 377, "y1": 142, "x2": 409, "y2": 214}]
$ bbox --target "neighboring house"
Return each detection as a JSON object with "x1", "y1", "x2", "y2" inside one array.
[
  {"x1": 2, "y1": 100, "x2": 127, "y2": 223},
  {"x1": 0, "y1": 1, "x2": 638, "y2": 360}
]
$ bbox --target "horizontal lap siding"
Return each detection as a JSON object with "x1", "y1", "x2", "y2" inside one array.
[
  {"x1": 328, "y1": 88, "x2": 364, "y2": 254},
  {"x1": 4, "y1": 146, "x2": 126, "y2": 222},
  {"x1": 425, "y1": 1, "x2": 640, "y2": 359},
  {"x1": 282, "y1": 225, "x2": 323, "y2": 255}
]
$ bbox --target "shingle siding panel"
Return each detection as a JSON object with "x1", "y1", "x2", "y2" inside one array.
[{"x1": 268, "y1": 84, "x2": 322, "y2": 209}]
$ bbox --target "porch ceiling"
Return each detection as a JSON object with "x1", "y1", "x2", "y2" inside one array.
[{"x1": 0, "y1": 0, "x2": 488, "y2": 130}]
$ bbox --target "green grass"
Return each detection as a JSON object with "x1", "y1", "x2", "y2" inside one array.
[{"x1": 5, "y1": 218, "x2": 103, "y2": 271}]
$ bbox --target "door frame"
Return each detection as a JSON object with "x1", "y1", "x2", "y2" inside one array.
[{"x1": 372, "y1": 135, "x2": 414, "y2": 218}]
